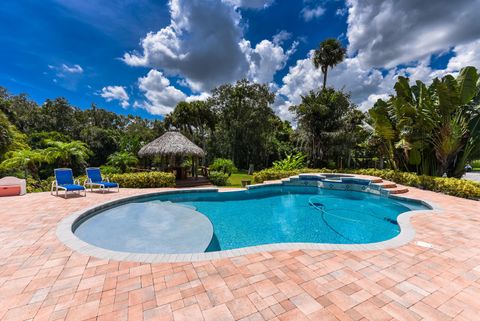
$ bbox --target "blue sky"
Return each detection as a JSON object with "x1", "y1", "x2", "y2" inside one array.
[{"x1": 1, "y1": 0, "x2": 479, "y2": 121}]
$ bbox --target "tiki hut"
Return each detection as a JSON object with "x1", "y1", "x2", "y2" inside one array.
[{"x1": 138, "y1": 131, "x2": 205, "y2": 179}]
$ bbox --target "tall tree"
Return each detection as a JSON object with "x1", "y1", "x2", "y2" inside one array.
[
  {"x1": 290, "y1": 88, "x2": 356, "y2": 167},
  {"x1": 165, "y1": 100, "x2": 216, "y2": 161},
  {"x1": 313, "y1": 38, "x2": 346, "y2": 90},
  {"x1": 209, "y1": 79, "x2": 278, "y2": 169}
]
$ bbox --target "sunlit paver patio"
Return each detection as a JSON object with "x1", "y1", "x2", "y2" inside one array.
[{"x1": 1, "y1": 184, "x2": 480, "y2": 321}]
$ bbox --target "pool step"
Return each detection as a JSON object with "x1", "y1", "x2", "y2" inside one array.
[
  {"x1": 372, "y1": 179, "x2": 409, "y2": 194},
  {"x1": 374, "y1": 181, "x2": 397, "y2": 189},
  {"x1": 386, "y1": 186, "x2": 409, "y2": 194}
]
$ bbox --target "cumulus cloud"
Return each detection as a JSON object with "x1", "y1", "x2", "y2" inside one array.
[
  {"x1": 123, "y1": 0, "x2": 293, "y2": 94},
  {"x1": 241, "y1": 36, "x2": 298, "y2": 84},
  {"x1": 300, "y1": 5, "x2": 325, "y2": 21},
  {"x1": 123, "y1": 0, "x2": 248, "y2": 92},
  {"x1": 346, "y1": 0, "x2": 480, "y2": 68},
  {"x1": 136, "y1": 69, "x2": 187, "y2": 115},
  {"x1": 100, "y1": 86, "x2": 130, "y2": 108},
  {"x1": 446, "y1": 39, "x2": 480, "y2": 71},
  {"x1": 186, "y1": 92, "x2": 211, "y2": 102}
]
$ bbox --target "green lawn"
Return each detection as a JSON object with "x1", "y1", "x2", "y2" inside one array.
[{"x1": 227, "y1": 172, "x2": 253, "y2": 187}]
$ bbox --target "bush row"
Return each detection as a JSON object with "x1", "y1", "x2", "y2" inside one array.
[
  {"x1": 109, "y1": 172, "x2": 175, "y2": 188},
  {"x1": 253, "y1": 168, "x2": 480, "y2": 199},
  {"x1": 26, "y1": 171, "x2": 176, "y2": 192}
]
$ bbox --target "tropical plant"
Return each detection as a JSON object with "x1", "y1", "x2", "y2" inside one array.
[
  {"x1": 369, "y1": 66, "x2": 480, "y2": 177},
  {"x1": 209, "y1": 158, "x2": 237, "y2": 176},
  {"x1": 0, "y1": 149, "x2": 46, "y2": 178},
  {"x1": 106, "y1": 151, "x2": 138, "y2": 173},
  {"x1": 313, "y1": 38, "x2": 347, "y2": 90},
  {"x1": 44, "y1": 139, "x2": 92, "y2": 168},
  {"x1": 0, "y1": 111, "x2": 13, "y2": 155},
  {"x1": 272, "y1": 153, "x2": 306, "y2": 170}
]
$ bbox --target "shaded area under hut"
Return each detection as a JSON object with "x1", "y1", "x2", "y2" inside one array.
[{"x1": 138, "y1": 131, "x2": 205, "y2": 181}]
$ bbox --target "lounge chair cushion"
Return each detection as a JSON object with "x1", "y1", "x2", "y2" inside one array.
[
  {"x1": 93, "y1": 181, "x2": 118, "y2": 188},
  {"x1": 59, "y1": 184, "x2": 85, "y2": 191}
]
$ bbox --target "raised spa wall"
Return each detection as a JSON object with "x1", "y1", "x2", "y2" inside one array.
[{"x1": 248, "y1": 173, "x2": 391, "y2": 196}]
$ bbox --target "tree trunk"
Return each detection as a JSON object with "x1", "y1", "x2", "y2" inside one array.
[{"x1": 322, "y1": 66, "x2": 328, "y2": 91}]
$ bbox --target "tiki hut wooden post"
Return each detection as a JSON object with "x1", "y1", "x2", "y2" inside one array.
[{"x1": 138, "y1": 131, "x2": 205, "y2": 180}]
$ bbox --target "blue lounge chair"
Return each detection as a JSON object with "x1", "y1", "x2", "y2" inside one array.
[
  {"x1": 51, "y1": 168, "x2": 86, "y2": 198},
  {"x1": 85, "y1": 167, "x2": 119, "y2": 193}
]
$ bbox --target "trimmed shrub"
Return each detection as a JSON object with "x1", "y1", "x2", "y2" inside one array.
[
  {"x1": 253, "y1": 168, "x2": 323, "y2": 183},
  {"x1": 209, "y1": 158, "x2": 237, "y2": 176},
  {"x1": 109, "y1": 172, "x2": 175, "y2": 188},
  {"x1": 208, "y1": 171, "x2": 229, "y2": 186},
  {"x1": 253, "y1": 168, "x2": 480, "y2": 199}
]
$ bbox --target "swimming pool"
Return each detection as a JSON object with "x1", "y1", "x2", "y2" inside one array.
[{"x1": 71, "y1": 181, "x2": 432, "y2": 257}]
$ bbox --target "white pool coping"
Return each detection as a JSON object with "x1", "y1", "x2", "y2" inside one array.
[{"x1": 56, "y1": 175, "x2": 442, "y2": 263}]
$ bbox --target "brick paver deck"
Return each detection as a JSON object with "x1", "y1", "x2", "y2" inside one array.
[{"x1": 1, "y1": 185, "x2": 479, "y2": 321}]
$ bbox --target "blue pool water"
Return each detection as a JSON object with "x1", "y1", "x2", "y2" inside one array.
[{"x1": 73, "y1": 185, "x2": 430, "y2": 253}]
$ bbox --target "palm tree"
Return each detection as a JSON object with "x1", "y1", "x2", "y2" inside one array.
[
  {"x1": 313, "y1": 38, "x2": 346, "y2": 90},
  {"x1": 107, "y1": 151, "x2": 138, "y2": 173},
  {"x1": 45, "y1": 140, "x2": 91, "y2": 167}
]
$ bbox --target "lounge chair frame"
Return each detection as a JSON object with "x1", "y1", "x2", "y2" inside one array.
[
  {"x1": 84, "y1": 168, "x2": 120, "y2": 193},
  {"x1": 51, "y1": 168, "x2": 87, "y2": 199}
]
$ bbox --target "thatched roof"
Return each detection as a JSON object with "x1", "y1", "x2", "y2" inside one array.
[{"x1": 138, "y1": 131, "x2": 205, "y2": 158}]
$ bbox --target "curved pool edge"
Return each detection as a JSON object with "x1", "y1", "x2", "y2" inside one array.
[{"x1": 56, "y1": 179, "x2": 442, "y2": 263}]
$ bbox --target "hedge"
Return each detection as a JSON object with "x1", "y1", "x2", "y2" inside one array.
[
  {"x1": 26, "y1": 171, "x2": 176, "y2": 192},
  {"x1": 253, "y1": 168, "x2": 480, "y2": 199},
  {"x1": 109, "y1": 172, "x2": 175, "y2": 188}
]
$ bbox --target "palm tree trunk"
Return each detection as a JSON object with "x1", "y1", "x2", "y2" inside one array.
[{"x1": 322, "y1": 66, "x2": 328, "y2": 91}]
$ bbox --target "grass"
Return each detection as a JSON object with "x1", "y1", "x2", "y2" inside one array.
[{"x1": 228, "y1": 172, "x2": 253, "y2": 187}]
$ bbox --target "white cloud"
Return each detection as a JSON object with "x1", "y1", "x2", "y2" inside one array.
[
  {"x1": 100, "y1": 86, "x2": 130, "y2": 108},
  {"x1": 272, "y1": 30, "x2": 292, "y2": 45},
  {"x1": 241, "y1": 36, "x2": 298, "y2": 85},
  {"x1": 123, "y1": 0, "x2": 292, "y2": 93},
  {"x1": 123, "y1": 0, "x2": 248, "y2": 92},
  {"x1": 136, "y1": 69, "x2": 187, "y2": 115},
  {"x1": 61, "y1": 64, "x2": 83, "y2": 74},
  {"x1": 446, "y1": 39, "x2": 480, "y2": 72},
  {"x1": 346, "y1": 0, "x2": 480, "y2": 68},
  {"x1": 186, "y1": 92, "x2": 211, "y2": 102},
  {"x1": 47, "y1": 63, "x2": 84, "y2": 77},
  {"x1": 300, "y1": 5, "x2": 325, "y2": 22},
  {"x1": 223, "y1": 0, "x2": 274, "y2": 9},
  {"x1": 46, "y1": 63, "x2": 84, "y2": 90}
]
